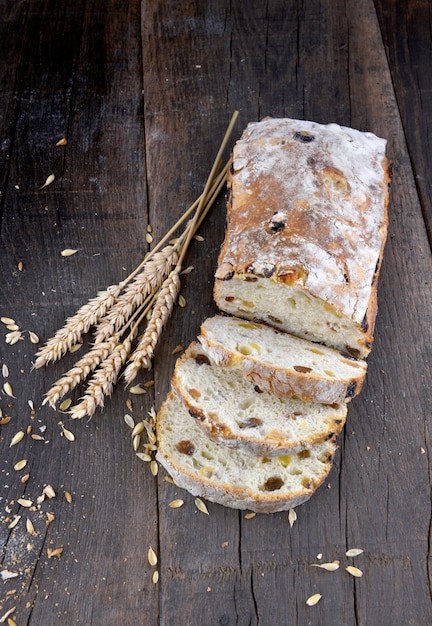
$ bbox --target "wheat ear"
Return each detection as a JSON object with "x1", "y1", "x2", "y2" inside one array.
[
  {"x1": 69, "y1": 339, "x2": 132, "y2": 419},
  {"x1": 93, "y1": 241, "x2": 181, "y2": 344},
  {"x1": 33, "y1": 285, "x2": 121, "y2": 368},
  {"x1": 123, "y1": 268, "x2": 181, "y2": 386},
  {"x1": 42, "y1": 338, "x2": 118, "y2": 408}
]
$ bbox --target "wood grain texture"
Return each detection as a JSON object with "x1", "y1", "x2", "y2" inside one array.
[{"x1": 0, "y1": 0, "x2": 431, "y2": 624}]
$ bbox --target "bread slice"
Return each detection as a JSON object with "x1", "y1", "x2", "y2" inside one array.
[
  {"x1": 214, "y1": 117, "x2": 391, "y2": 358},
  {"x1": 156, "y1": 391, "x2": 337, "y2": 513},
  {"x1": 171, "y1": 342, "x2": 347, "y2": 456},
  {"x1": 198, "y1": 315, "x2": 367, "y2": 404}
]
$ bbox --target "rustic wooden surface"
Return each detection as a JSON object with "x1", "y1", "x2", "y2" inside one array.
[{"x1": 1, "y1": 1, "x2": 431, "y2": 624}]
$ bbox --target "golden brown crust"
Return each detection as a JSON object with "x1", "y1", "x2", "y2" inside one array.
[{"x1": 214, "y1": 118, "x2": 390, "y2": 354}]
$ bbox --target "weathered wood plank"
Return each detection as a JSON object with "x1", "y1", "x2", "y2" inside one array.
[
  {"x1": 374, "y1": 0, "x2": 432, "y2": 243},
  {"x1": 1, "y1": 0, "x2": 431, "y2": 624},
  {"x1": 0, "y1": 1, "x2": 159, "y2": 624}
]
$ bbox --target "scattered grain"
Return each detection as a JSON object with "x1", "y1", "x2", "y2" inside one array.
[
  {"x1": 146, "y1": 232, "x2": 153, "y2": 244},
  {"x1": 26, "y1": 425, "x2": 32, "y2": 435},
  {"x1": 10, "y1": 431, "x2": 25, "y2": 447},
  {"x1": 306, "y1": 594, "x2": 322, "y2": 606},
  {"x1": 7, "y1": 515, "x2": 21, "y2": 530},
  {"x1": 21, "y1": 474, "x2": 30, "y2": 484},
  {"x1": 17, "y1": 498, "x2": 32, "y2": 508},
  {"x1": 144, "y1": 380, "x2": 155, "y2": 388},
  {"x1": 172, "y1": 345, "x2": 183, "y2": 355},
  {"x1": 56, "y1": 138, "x2": 67, "y2": 146},
  {"x1": 311, "y1": 561, "x2": 340, "y2": 571},
  {"x1": 346, "y1": 566, "x2": 363, "y2": 577},
  {"x1": 126, "y1": 398, "x2": 133, "y2": 412},
  {"x1": 178, "y1": 294, "x2": 186, "y2": 308},
  {"x1": 62, "y1": 427, "x2": 75, "y2": 441},
  {"x1": 136, "y1": 452, "x2": 151, "y2": 462},
  {"x1": 150, "y1": 460, "x2": 158, "y2": 476},
  {"x1": 345, "y1": 548, "x2": 364, "y2": 557},
  {"x1": 0, "y1": 417, "x2": 11, "y2": 426},
  {"x1": 43, "y1": 485, "x2": 56, "y2": 499},
  {"x1": 244, "y1": 512, "x2": 256, "y2": 519},
  {"x1": 14, "y1": 459, "x2": 27, "y2": 471},
  {"x1": 2, "y1": 364, "x2": 9, "y2": 378},
  {"x1": 47, "y1": 547, "x2": 63, "y2": 558},
  {"x1": 133, "y1": 434, "x2": 141, "y2": 451},
  {"x1": 31, "y1": 434, "x2": 44, "y2": 441},
  {"x1": 29, "y1": 331, "x2": 40, "y2": 344},
  {"x1": 39, "y1": 174, "x2": 55, "y2": 189},
  {"x1": 64, "y1": 491, "x2": 73, "y2": 503},
  {"x1": 1, "y1": 317, "x2": 15, "y2": 325},
  {"x1": 152, "y1": 570, "x2": 159, "y2": 584},
  {"x1": 0, "y1": 605, "x2": 16, "y2": 623},
  {"x1": 131, "y1": 422, "x2": 145, "y2": 437},
  {"x1": 3, "y1": 382, "x2": 15, "y2": 398},
  {"x1": 164, "y1": 476, "x2": 174, "y2": 484},
  {"x1": 59, "y1": 398, "x2": 72, "y2": 411},
  {"x1": 5, "y1": 331, "x2": 23, "y2": 345},
  {"x1": 28, "y1": 400, "x2": 34, "y2": 410},
  {"x1": 18, "y1": 261, "x2": 24, "y2": 271},
  {"x1": 169, "y1": 499, "x2": 184, "y2": 509},
  {"x1": 61, "y1": 249, "x2": 78, "y2": 257},
  {"x1": 147, "y1": 547, "x2": 158, "y2": 566},
  {"x1": 288, "y1": 508, "x2": 297, "y2": 527},
  {"x1": 0, "y1": 570, "x2": 18, "y2": 581},
  {"x1": 129, "y1": 385, "x2": 146, "y2": 395},
  {"x1": 7, "y1": 617, "x2": 17, "y2": 626},
  {"x1": 124, "y1": 414, "x2": 135, "y2": 429},
  {"x1": 194, "y1": 498, "x2": 209, "y2": 515},
  {"x1": 193, "y1": 234, "x2": 205, "y2": 241},
  {"x1": 69, "y1": 343, "x2": 83, "y2": 353},
  {"x1": 26, "y1": 518, "x2": 35, "y2": 535}
]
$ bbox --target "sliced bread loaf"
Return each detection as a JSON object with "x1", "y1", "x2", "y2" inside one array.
[
  {"x1": 156, "y1": 391, "x2": 337, "y2": 513},
  {"x1": 171, "y1": 342, "x2": 347, "y2": 455},
  {"x1": 198, "y1": 315, "x2": 367, "y2": 404},
  {"x1": 214, "y1": 117, "x2": 390, "y2": 358}
]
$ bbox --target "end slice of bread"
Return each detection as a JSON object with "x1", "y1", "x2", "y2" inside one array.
[
  {"x1": 156, "y1": 391, "x2": 337, "y2": 513},
  {"x1": 198, "y1": 315, "x2": 367, "y2": 404},
  {"x1": 172, "y1": 342, "x2": 347, "y2": 456}
]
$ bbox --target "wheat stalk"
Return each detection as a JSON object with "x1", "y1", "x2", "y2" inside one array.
[
  {"x1": 36, "y1": 111, "x2": 238, "y2": 420},
  {"x1": 123, "y1": 268, "x2": 181, "y2": 386}
]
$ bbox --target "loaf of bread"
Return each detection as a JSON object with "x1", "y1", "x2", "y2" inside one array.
[
  {"x1": 156, "y1": 391, "x2": 337, "y2": 513},
  {"x1": 198, "y1": 315, "x2": 367, "y2": 405},
  {"x1": 172, "y1": 342, "x2": 347, "y2": 456},
  {"x1": 214, "y1": 118, "x2": 391, "y2": 358}
]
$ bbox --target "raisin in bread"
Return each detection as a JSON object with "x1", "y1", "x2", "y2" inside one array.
[
  {"x1": 198, "y1": 315, "x2": 367, "y2": 405},
  {"x1": 156, "y1": 391, "x2": 337, "y2": 513},
  {"x1": 171, "y1": 342, "x2": 347, "y2": 456},
  {"x1": 214, "y1": 117, "x2": 391, "y2": 358}
]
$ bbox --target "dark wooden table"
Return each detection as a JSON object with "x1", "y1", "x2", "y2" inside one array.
[{"x1": 1, "y1": 1, "x2": 431, "y2": 624}]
